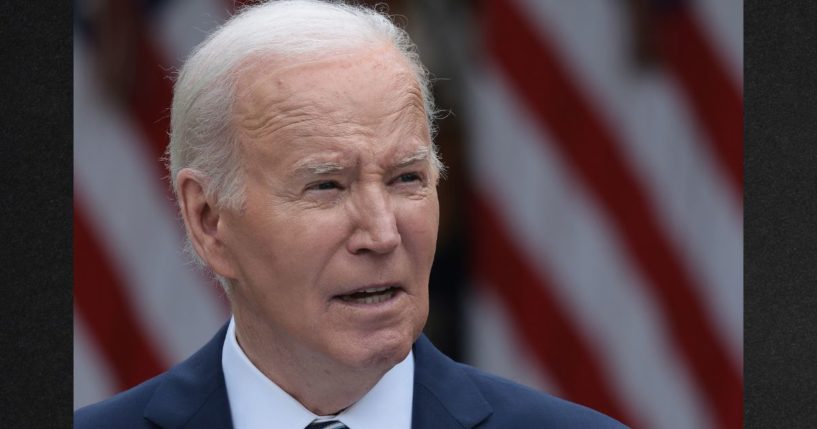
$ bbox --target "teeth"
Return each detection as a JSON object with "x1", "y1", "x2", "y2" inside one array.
[
  {"x1": 361, "y1": 286, "x2": 391, "y2": 294},
  {"x1": 362, "y1": 292, "x2": 391, "y2": 304}
]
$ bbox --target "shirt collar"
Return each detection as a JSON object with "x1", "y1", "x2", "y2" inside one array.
[{"x1": 222, "y1": 317, "x2": 414, "y2": 429}]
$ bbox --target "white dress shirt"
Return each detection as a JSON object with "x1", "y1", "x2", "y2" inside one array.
[{"x1": 222, "y1": 317, "x2": 414, "y2": 429}]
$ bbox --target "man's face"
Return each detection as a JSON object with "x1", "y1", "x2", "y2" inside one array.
[{"x1": 220, "y1": 45, "x2": 439, "y2": 372}]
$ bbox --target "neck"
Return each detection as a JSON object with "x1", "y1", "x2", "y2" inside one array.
[{"x1": 233, "y1": 318, "x2": 391, "y2": 416}]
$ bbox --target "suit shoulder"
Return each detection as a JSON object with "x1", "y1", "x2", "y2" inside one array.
[
  {"x1": 458, "y1": 364, "x2": 628, "y2": 428},
  {"x1": 73, "y1": 374, "x2": 165, "y2": 429}
]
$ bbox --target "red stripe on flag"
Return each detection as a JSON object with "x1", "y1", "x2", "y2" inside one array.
[
  {"x1": 74, "y1": 200, "x2": 167, "y2": 390},
  {"x1": 482, "y1": 1, "x2": 742, "y2": 428},
  {"x1": 657, "y1": 7, "x2": 743, "y2": 199},
  {"x1": 472, "y1": 194, "x2": 639, "y2": 428},
  {"x1": 120, "y1": 4, "x2": 228, "y2": 307},
  {"x1": 92, "y1": 0, "x2": 173, "y2": 172},
  {"x1": 128, "y1": 26, "x2": 174, "y2": 166}
]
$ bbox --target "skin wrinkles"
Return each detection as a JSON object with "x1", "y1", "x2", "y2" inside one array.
[
  {"x1": 235, "y1": 87, "x2": 425, "y2": 144},
  {"x1": 266, "y1": 144, "x2": 435, "y2": 215},
  {"x1": 237, "y1": 104, "x2": 324, "y2": 141},
  {"x1": 293, "y1": 146, "x2": 431, "y2": 181},
  {"x1": 238, "y1": 79, "x2": 430, "y2": 203},
  {"x1": 182, "y1": 43, "x2": 440, "y2": 415},
  {"x1": 234, "y1": 44, "x2": 427, "y2": 145}
]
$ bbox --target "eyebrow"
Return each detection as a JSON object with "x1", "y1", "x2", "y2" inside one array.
[
  {"x1": 290, "y1": 146, "x2": 431, "y2": 178},
  {"x1": 291, "y1": 160, "x2": 348, "y2": 177},
  {"x1": 395, "y1": 147, "x2": 431, "y2": 168}
]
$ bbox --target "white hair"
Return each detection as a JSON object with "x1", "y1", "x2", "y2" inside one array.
[{"x1": 166, "y1": 0, "x2": 443, "y2": 289}]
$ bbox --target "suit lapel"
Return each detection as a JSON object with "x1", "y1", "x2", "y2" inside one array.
[
  {"x1": 411, "y1": 335, "x2": 493, "y2": 429},
  {"x1": 143, "y1": 323, "x2": 234, "y2": 429}
]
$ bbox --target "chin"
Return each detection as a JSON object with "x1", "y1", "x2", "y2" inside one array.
[{"x1": 337, "y1": 326, "x2": 419, "y2": 371}]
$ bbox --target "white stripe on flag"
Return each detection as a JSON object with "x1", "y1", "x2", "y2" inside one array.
[
  {"x1": 464, "y1": 283, "x2": 557, "y2": 395},
  {"x1": 620, "y1": 74, "x2": 743, "y2": 362},
  {"x1": 74, "y1": 311, "x2": 117, "y2": 409},
  {"x1": 690, "y1": 0, "x2": 743, "y2": 86},
  {"x1": 513, "y1": 0, "x2": 742, "y2": 363},
  {"x1": 463, "y1": 66, "x2": 715, "y2": 429},
  {"x1": 154, "y1": 0, "x2": 229, "y2": 67},
  {"x1": 74, "y1": 39, "x2": 228, "y2": 366}
]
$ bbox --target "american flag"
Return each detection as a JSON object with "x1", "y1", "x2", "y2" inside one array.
[{"x1": 73, "y1": 1, "x2": 742, "y2": 428}]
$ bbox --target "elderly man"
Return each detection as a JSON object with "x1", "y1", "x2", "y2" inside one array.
[{"x1": 75, "y1": 1, "x2": 625, "y2": 428}]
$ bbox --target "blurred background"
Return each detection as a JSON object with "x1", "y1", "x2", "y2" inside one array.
[{"x1": 74, "y1": 0, "x2": 742, "y2": 428}]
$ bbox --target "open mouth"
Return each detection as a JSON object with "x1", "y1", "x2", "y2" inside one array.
[{"x1": 336, "y1": 285, "x2": 401, "y2": 305}]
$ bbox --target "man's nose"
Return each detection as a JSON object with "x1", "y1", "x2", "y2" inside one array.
[{"x1": 346, "y1": 185, "x2": 401, "y2": 255}]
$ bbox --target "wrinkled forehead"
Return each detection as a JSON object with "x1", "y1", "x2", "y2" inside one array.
[
  {"x1": 225, "y1": 45, "x2": 430, "y2": 169},
  {"x1": 232, "y1": 44, "x2": 425, "y2": 128},
  {"x1": 228, "y1": 43, "x2": 431, "y2": 175}
]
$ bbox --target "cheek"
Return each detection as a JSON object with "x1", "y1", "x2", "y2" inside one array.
[
  {"x1": 269, "y1": 210, "x2": 353, "y2": 280},
  {"x1": 399, "y1": 197, "x2": 440, "y2": 258},
  {"x1": 227, "y1": 207, "x2": 332, "y2": 284}
]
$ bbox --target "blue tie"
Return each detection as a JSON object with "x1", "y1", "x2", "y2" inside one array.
[{"x1": 305, "y1": 420, "x2": 348, "y2": 429}]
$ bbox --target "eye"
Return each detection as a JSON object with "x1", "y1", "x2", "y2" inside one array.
[
  {"x1": 394, "y1": 172, "x2": 422, "y2": 184},
  {"x1": 307, "y1": 180, "x2": 342, "y2": 191}
]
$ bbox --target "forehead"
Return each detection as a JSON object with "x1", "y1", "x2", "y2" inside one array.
[
  {"x1": 231, "y1": 44, "x2": 430, "y2": 168},
  {"x1": 234, "y1": 45, "x2": 423, "y2": 124}
]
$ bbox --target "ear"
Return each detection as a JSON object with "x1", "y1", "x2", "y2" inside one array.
[{"x1": 176, "y1": 168, "x2": 237, "y2": 279}]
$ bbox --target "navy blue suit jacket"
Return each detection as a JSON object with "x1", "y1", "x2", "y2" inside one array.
[{"x1": 75, "y1": 324, "x2": 626, "y2": 428}]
